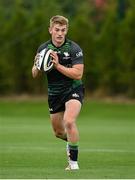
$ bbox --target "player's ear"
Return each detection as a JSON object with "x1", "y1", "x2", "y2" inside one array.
[
  {"x1": 64, "y1": 26, "x2": 68, "y2": 35},
  {"x1": 65, "y1": 28, "x2": 68, "y2": 35},
  {"x1": 49, "y1": 27, "x2": 52, "y2": 34}
]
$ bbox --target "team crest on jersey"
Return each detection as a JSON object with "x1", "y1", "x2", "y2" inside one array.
[
  {"x1": 64, "y1": 52, "x2": 70, "y2": 57},
  {"x1": 63, "y1": 52, "x2": 70, "y2": 60}
]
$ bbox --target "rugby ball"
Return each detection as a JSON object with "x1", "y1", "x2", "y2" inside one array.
[
  {"x1": 35, "y1": 48, "x2": 53, "y2": 72},
  {"x1": 43, "y1": 49, "x2": 53, "y2": 72}
]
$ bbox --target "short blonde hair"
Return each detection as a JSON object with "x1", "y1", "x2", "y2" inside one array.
[{"x1": 50, "y1": 15, "x2": 69, "y2": 28}]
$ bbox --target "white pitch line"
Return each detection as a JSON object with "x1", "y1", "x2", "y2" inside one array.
[
  {"x1": 0, "y1": 146, "x2": 135, "y2": 153},
  {"x1": 81, "y1": 148, "x2": 135, "y2": 153}
]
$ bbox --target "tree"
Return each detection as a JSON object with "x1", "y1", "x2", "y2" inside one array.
[{"x1": 117, "y1": 2, "x2": 135, "y2": 97}]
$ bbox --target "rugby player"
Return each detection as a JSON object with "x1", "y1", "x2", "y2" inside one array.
[{"x1": 32, "y1": 15, "x2": 84, "y2": 170}]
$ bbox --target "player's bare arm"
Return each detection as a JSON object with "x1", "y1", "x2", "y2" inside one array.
[
  {"x1": 56, "y1": 64, "x2": 83, "y2": 80},
  {"x1": 50, "y1": 51, "x2": 84, "y2": 80},
  {"x1": 32, "y1": 53, "x2": 42, "y2": 78}
]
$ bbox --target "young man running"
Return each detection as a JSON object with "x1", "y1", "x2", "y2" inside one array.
[{"x1": 32, "y1": 15, "x2": 84, "y2": 170}]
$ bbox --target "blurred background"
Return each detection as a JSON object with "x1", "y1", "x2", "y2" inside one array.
[
  {"x1": 0, "y1": 0, "x2": 135, "y2": 99},
  {"x1": 1, "y1": 1, "x2": 135, "y2": 178}
]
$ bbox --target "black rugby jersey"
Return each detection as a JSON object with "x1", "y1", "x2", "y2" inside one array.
[{"x1": 37, "y1": 39, "x2": 83, "y2": 95}]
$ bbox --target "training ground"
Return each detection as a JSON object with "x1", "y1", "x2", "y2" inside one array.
[{"x1": 0, "y1": 98, "x2": 135, "y2": 179}]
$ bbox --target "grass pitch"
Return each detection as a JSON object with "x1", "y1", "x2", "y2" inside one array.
[{"x1": 0, "y1": 99, "x2": 135, "y2": 179}]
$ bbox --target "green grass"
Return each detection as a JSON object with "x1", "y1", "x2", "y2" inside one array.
[{"x1": 0, "y1": 99, "x2": 135, "y2": 179}]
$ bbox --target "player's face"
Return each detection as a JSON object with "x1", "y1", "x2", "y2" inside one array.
[{"x1": 49, "y1": 24, "x2": 68, "y2": 47}]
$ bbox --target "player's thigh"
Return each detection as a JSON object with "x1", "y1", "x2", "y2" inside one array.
[
  {"x1": 50, "y1": 112, "x2": 64, "y2": 132},
  {"x1": 64, "y1": 99, "x2": 82, "y2": 124}
]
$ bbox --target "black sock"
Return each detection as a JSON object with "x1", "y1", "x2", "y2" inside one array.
[{"x1": 68, "y1": 144, "x2": 78, "y2": 161}]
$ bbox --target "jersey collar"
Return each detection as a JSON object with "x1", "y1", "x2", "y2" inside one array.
[{"x1": 51, "y1": 38, "x2": 67, "y2": 48}]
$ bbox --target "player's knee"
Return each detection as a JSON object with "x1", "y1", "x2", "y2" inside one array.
[{"x1": 65, "y1": 120, "x2": 74, "y2": 130}]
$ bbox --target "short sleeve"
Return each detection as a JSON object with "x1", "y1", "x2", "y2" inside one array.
[
  {"x1": 70, "y1": 41, "x2": 83, "y2": 65},
  {"x1": 36, "y1": 40, "x2": 51, "y2": 53}
]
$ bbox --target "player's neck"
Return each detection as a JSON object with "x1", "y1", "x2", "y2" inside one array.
[{"x1": 51, "y1": 39, "x2": 65, "y2": 48}]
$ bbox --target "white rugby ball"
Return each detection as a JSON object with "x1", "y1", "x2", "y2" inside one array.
[
  {"x1": 43, "y1": 49, "x2": 53, "y2": 72},
  {"x1": 35, "y1": 48, "x2": 53, "y2": 72}
]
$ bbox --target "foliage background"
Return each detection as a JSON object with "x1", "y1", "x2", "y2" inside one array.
[{"x1": 0, "y1": 0, "x2": 135, "y2": 98}]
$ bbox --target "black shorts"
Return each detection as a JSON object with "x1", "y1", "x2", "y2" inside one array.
[{"x1": 48, "y1": 85, "x2": 85, "y2": 114}]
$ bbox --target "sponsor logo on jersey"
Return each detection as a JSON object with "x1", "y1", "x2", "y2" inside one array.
[
  {"x1": 76, "y1": 51, "x2": 83, "y2": 57},
  {"x1": 49, "y1": 108, "x2": 53, "y2": 112},
  {"x1": 72, "y1": 93, "x2": 80, "y2": 98}
]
